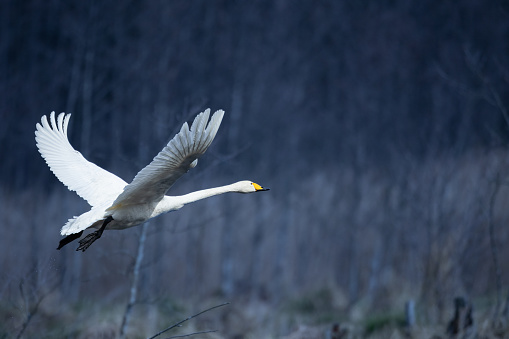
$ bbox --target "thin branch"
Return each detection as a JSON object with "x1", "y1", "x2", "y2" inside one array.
[
  {"x1": 488, "y1": 173, "x2": 502, "y2": 318},
  {"x1": 163, "y1": 329, "x2": 218, "y2": 339},
  {"x1": 503, "y1": 290, "x2": 509, "y2": 318},
  {"x1": 435, "y1": 63, "x2": 485, "y2": 100},
  {"x1": 15, "y1": 276, "x2": 59, "y2": 339},
  {"x1": 147, "y1": 302, "x2": 230, "y2": 339},
  {"x1": 119, "y1": 221, "x2": 149, "y2": 338},
  {"x1": 463, "y1": 47, "x2": 509, "y2": 131},
  {"x1": 485, "y1": 81, "x2": 509, "y2": 131}
]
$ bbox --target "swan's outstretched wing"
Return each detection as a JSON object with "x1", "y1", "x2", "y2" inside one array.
[
  {"x1": 108, "y1": 109, "x2": 224, "y2": 209},
  {"x1": 35, "y1": 112, "x2": 128, "y2": 207}
]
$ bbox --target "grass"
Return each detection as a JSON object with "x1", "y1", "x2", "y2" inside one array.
[
  {"x1": 363, "y1": 312, "x2": 406, "y2": 335},
  {"x1": 2, "y1": 288, "x2": 509, "y2": 338}
]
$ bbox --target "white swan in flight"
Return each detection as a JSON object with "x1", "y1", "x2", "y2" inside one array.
[{"x1": 35, "y1": 109, "x2": 269, "y2": 252}]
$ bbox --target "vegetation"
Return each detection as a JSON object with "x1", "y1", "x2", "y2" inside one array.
[{"x1": 1, "y1": 0, "x2": 509, "y2": 337}]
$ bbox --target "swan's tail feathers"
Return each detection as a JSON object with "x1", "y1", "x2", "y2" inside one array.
[{"x1": 61, "y1": 208, "x2": 105, "y2": 236}]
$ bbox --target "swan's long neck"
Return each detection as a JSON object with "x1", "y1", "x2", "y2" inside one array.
[
  {"x1": 156, "y1": 183, "x2": 241, "y2": 215},
  {"x1": 178, "y1": 183, "x2": 240, "y2": 205}
]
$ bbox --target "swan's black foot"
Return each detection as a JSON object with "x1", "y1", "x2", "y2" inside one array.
[
  {"x1": 75, "y1": 216, "x2": 113, "y2": 252},
  {"x1": 76, "y1": 231, "x2": 102, "y2": 252},
  {"x1": 57, "y1": 231, "x2": 83, "y2": 250}
]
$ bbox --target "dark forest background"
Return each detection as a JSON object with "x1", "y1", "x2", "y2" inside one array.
[{"x1": 2, "y1": 1, "x2": 509, "y2": 338}]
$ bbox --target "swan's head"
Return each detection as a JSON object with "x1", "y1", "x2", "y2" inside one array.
[{"x1": 234, "y1": 180, "x2": 270, "y2": 193}]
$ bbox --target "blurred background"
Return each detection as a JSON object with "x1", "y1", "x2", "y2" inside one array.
[{"x1": 1, "y1": 0, "x2": 509, "y2": 338}]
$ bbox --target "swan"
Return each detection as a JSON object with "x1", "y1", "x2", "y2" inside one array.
[{"x1": 35, "y1": 109, "x2": 269, "y2": 252}]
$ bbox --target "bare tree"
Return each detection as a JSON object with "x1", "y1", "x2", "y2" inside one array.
[{"x1": 119, "y1": 222, "x2": 149, "y2": 338}]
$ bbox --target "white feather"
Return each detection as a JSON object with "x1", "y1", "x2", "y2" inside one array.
[
  {"x1": 36, "y1": 108, "x2": 268, "y2": 247},
  {"x1": 109, "y1": 109, "x2": 224, "y2": 208},
  {"x1": 35, "y1": 112, "x2": 127, "y2": 208}
]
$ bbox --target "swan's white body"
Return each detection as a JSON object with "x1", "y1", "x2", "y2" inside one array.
[{"x1": 35, "y1": 109, "x2": 267, "y2": 250}]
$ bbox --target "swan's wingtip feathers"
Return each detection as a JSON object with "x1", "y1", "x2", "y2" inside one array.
[
  {"x1": 210, "y1": 109, "x2": 225, "y2": 126},
  {"x1": 35, "y1": 111, "x2": 127, "y2": 207},
  {"x1": 172, "y1": 108, "x2": 224, "y2": 154},
  {"x1": 36, "y1": 111, "x2": 72, "y2": 134},
  {"x1": 203, "y1": 109, "x2": 224, "y2": 145},
  {"x1": 213, "y1": 109, "x2": 225, "y2": 116},
  {"x1": 210, "y1": 109, "x2": 225, "y2": 125},
  {"x1": 49, "y1": 111, "x2": 58, "y2": 131},
  {"x1": 63, "y1": 113, "x2": 71, "y2": 136}
]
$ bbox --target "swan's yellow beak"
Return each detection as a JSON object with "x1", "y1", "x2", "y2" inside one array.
[{"x1": 253, "y1": 182, "x2": 270, "y2": 191}]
